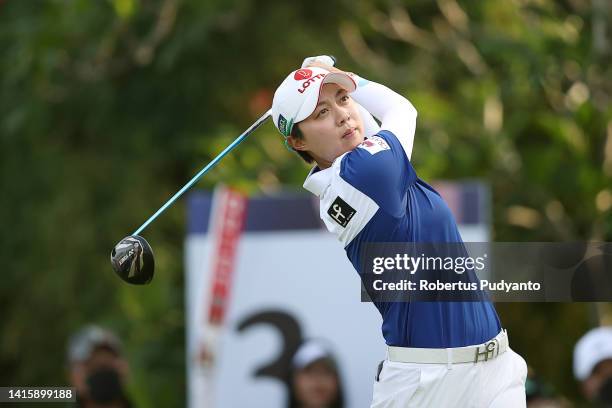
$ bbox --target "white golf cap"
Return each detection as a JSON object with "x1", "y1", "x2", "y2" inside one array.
[
  {"x1": 573, "y1": 326, "x2": 612, "y2": 380},
  {"x1": 271, "y1": 67, "x2": 356, "y2": 137},
  {"x1": 292, "y1": 339, "x2": 335, "y2": 370},
  {"x1": 67, "y1": 325, "x2": 123, "y2": 364}
]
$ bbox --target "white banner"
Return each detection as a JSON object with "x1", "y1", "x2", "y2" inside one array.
[{"x1": 186, "y1": 187, "x2": 489, "y2": 407}]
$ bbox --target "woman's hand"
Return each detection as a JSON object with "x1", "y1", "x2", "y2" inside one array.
[{"x1": 301, "y1": 55, "x2": 343, "y2": 74}]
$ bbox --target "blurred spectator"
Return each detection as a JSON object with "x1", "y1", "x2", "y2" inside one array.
[
  {"x1": 288, "y1": 340, "x2": 344, "y2": 408},
  {"x1": 574, "y1": 326, "x2": 612, "y2": 407},
  {"x1": 67, "y1": 325, "x2": 133, "y2": 408}
]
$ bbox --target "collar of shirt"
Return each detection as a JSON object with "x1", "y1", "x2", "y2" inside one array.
[
  {"x1": 303, "y1": 165, "x2": 331, "y2": 197},
  {"x1": 303, "y1": 150, "x2": 354, "y2": 197}
]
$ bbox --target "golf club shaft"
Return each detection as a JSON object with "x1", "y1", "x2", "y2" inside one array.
[{"x1": 133, "y1": 109, "x2": 272, "y2": 236}]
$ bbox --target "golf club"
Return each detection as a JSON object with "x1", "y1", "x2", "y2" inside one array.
[{"x1": 110, "y1": 109, "x2": 272, "y2": 284}]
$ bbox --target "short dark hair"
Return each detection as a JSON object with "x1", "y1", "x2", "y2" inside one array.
[{"x1": 290, "y1": 124, "x2": 314, "y2": 164}]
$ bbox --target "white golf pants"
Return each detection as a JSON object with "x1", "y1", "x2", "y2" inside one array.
[{"x1": 371, "y1": 348, "x2": 527, "y2": 407}]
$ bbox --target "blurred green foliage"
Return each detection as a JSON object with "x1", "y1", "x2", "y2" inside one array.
[{"x1": 1, "y1": 0, "x2": 610, "y2": 405}]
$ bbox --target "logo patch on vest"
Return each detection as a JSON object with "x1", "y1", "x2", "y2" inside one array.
[
  {"x1": 327, "y1": 196, "x2": 356, "y2": 228},
  {"x1": 357, "y1": 136, "x2": 390, "y2": 155}
]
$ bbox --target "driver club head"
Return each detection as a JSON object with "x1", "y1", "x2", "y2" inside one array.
[{"x1": 110, "y1": 235, "x2": 154, "y2": 285}]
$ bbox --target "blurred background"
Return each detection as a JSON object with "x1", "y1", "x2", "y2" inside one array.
[{"x1": 1, "y1": 0, "x2": 611, "y2": 406}]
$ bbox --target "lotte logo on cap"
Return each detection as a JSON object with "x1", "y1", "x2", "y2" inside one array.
[{"x1": 294, "y1": 69, "x2": 312, "y2": 81}]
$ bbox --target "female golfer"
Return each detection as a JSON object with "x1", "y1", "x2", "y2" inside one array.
[{"x1": 270, "y1": 56, "x2": 527, "y2": 407}]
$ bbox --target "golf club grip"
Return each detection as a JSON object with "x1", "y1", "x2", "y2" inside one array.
[{"x1": 132, "y1": 109, "x2": 272, "y2": 236}]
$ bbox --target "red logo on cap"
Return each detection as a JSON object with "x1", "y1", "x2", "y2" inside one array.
[{"x1": 294, "y1": 69, "x2": 312, "y2": 81}]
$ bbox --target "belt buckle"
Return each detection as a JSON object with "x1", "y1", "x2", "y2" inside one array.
[{"x1": 474, "y1": 338, "x2": 499, "y2": 363}]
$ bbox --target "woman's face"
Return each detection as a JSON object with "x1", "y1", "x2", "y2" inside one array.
[
  {"x1": 293, "y1": 360, "x2": 339, "y2": 408},
  {"x1": 288, "y1": 83, "x2": 364, "y2": 168}
]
